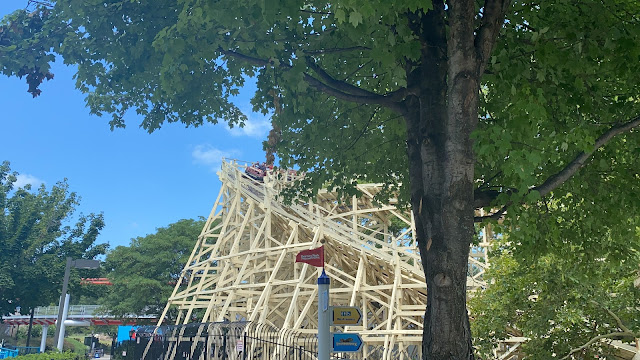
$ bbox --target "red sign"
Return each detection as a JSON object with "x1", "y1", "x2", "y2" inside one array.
[{"x1": 295, "y1": 246, "x2": 324, "y2": 267}]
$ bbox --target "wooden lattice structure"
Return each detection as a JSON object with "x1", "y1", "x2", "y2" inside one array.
[{"x1": 159, "y1": 159, "x2": 491, "y2": 360}]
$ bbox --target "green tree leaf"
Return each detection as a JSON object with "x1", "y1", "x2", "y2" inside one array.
[
  {"x1": 0, "y1": 161, "x2": 107, "y2": 318},
  {"x1": 349, "y1": 10, "x2": 363, "y2": 27},
  {"x1": 99, "y1": 218, "x2": 210, "y2": 320}
]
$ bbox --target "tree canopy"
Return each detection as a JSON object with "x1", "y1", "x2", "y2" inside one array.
[
  {"x1": 0, "y1": 161, "x2": 107, "y2": 318},
  {"x1": 471, "y1": 249, "x2": 640, "y2": 359},
  {"x1": 99, "y1": 218, "x2": 205, "y2": 320},
  {"x1": 2, "y1": 0, "x2": 639, "y2": 357},
  {"x1": 470, "y1": 216, "x2": 640, "y2": 358}
]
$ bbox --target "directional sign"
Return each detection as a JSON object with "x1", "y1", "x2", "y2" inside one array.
[
  {"x1": 332, "y1": 333, "x2": 363, "y2": 352},
  {"x1": 330, "y1": 306, "x2": 362, "y2": 326}
]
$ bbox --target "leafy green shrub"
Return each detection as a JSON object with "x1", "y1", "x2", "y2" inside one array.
[
  {"x1": 16, "y1": 325, "x2": 43, "y2": 339},
  {"x1": 63, "y1": 338, "x2": 87, "y2": 355},
  {"x1": 14, "y1": 352, "x2": 82, "y2": 360}
]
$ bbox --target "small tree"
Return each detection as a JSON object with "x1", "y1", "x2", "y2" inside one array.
[
  {"x1": 0, "y1": 161, "x2": 108, "y2": 318},
  {"x1": 100, "y1": 219, "x2": 205, "y2": 320}
]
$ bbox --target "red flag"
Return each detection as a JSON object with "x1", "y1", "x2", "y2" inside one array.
[{"x1": 295, "y1": 246, "x2": 324, "y2": 267}]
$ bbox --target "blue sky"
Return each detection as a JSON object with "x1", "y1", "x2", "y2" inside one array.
[{"x1": 0, "y1": 2, "x2": 269, "y2": 249}]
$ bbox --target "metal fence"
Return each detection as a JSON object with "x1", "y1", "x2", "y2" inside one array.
[
  {"x1": 16, "y1": 347, "x2": 40, "y2": 356},
  {"x1": 113, "y1": 322, "x2": 323, "y2": 360},
  {"x1": 0, "y1": 346, "x2": 39, "y2": 359},
  {"x1": 31, "y1": 305, "x2": 102, "y2": 317},
  {"x1": 0, "y1": 348, "x2": 18, "y2": 359}
]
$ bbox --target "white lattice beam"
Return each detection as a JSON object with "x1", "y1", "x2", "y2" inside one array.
[{"x1": 160, "y1": 159, "x2": 492, "y2": 359}]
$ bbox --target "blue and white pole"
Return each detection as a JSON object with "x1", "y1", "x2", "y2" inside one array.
[{"x1": 317, "y1": 269, "x2": 330, "y2": 360}]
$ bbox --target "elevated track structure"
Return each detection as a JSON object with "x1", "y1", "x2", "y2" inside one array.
[
  {"x1": 2, "y1": 305, "x2": 153, "y2": 326},
  {"x1": 159, "y1": 160, "x2": 491, "y2": 360}
]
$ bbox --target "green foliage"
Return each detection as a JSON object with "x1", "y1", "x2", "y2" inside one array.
[
  {"x1": 472, "y1": 126, "x2": 640, "y2": 357},
  {"x1": 14, "y1": 351, "x2": 82, "y2": 360},
  {"x1": 16, "y1": 324, "x2": 43, "y2": 339},
  {"x1": 475, "y1": 1, "x2": 640, "y2": 207},
  {"x1": 0, "y1": 0, "x2": 417, "y2": 203},
  {"x1": 1, "y1": 0, "x2": 637, "y2": 207},
  {"x1": 0, "y1": 161, "x2": 108, "y2": 318},
  {"x1": 62, "y1": 337, "x2": 87, "y2": 355},
  {"x1": 469, "y1": 4, "x2": 640, "y2": 352},
  {"x1": 0, "y1": 7, "x2": 55, "y2": 97},
  {"x1": 471, "y1": 219, "x2": 640, "y2": 359},
  {"x1": 99, "y1": 218, "x2": 206, "y2": 319}
]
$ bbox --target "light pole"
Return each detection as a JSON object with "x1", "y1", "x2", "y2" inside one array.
[{"x1": 53, "y1": 257, "x2": 100, "y2": 351}]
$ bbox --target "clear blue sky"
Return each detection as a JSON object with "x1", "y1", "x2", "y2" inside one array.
[{"x1": 0, "y1": 2, "x2": 269, "y2": 249}]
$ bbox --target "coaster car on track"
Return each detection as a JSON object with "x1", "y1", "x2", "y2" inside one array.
[{"x1": 244, "y1": 162, "x2": 271, "y2": 181}]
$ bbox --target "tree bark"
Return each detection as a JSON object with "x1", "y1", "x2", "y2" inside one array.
[{"x1": 404, "y1": 1, "x2": 479, "y2": 358}]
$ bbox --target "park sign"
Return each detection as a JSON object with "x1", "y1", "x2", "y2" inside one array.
[
  {"x1": 330, "y1": 306, "x2": 362, "y2": 326},
  {"x1": 331, "y1": 333, "x2": 363, "y2": 352}
]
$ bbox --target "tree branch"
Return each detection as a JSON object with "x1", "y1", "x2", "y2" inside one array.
[
  {"x1": 474, "y1": 202, "x2": 509, "y2": 222},
  {"x1": 475, "y1": 0, "x2": 511, "y2": 76},
  {"x1": 303, "y1": 46, "x2": 371, "y2": 54},
  {"x1": 534, "y1": 114, "x2": 640, "y2": 197},
  {"x1": 589, "y1": 300, "x2": 632, "y2": 333},
  {"x1": 218, "y1": 47, "x2": 270, "y2": 67},
  {"x1": 299, "y1": 9, "x2": 332, "y2": 15},
  {"x1": 342, "y1": 59, "x2": 375, "y2": 83},
  {"x1": 474, "y1": 114, "x2": 640, "y2": 210},
  {"x1": 304, "y1": 58, "x2": 409, "y2": 111},
  {"x1": 303, "y1": 73, "x2": 405, "y2": 113},
  {"x1": 306, "y1": 57, "x2": 388, "y2": 98},
  {"x1": 344, "y1": 107, "x2": 379, "y2": 151},
  {"x1": 561, "y1": 300, "x2": 636, "y2": 360},
  {"x1": 218, "y1": 47, "x2": 409, "y2": 111},
  {"x1": 560, "y1": 331, "x2": 634, "y2": 360},
  {"x1": 27, "y1": 0, "x2": 54, "y2": 9},
  {"x1": 307, "y1": 57, "x2": 415, "y2": 102}
]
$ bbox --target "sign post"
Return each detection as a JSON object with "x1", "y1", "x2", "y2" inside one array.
[
  {"x1": 297, "y1": 246, "x2": 329, "y2": 360},
  {"x1": 317, "y1": 270, "x2": 330, "y2": 360}
]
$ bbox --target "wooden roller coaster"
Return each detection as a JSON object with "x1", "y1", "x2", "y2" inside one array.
[{"x1": 158, "y1": 159, "x2": 492, "y2": 360}]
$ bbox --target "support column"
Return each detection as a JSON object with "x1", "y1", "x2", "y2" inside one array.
[
  {"x1": 40, "y1": 325, "x2": 48, "y2": 353},
  {"x1": 318, "y1": 270, "x2": 330, "y2": 360},
  {"x1": 56, "y1": 294, "x2": 70, "y2": 351},
  {"x1": 54, "y1": 257, "x2": 72, "y2": 348}
]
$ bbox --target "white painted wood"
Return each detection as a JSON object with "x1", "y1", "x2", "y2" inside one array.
[{"x1": 160, "y1": 159, "x2": 492, "y2": 359}]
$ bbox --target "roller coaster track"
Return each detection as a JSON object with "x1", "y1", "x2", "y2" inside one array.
[{"x1": 158, "y1": 159, "x2": 492, "y2": 360}]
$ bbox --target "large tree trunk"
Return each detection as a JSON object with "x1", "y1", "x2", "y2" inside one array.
[
  {"x1": 405, "y1": 1, "x2": 479, "y2": 358},
  {"x1": 406, "y1": 85, "x2": 477, "y2": 360}
]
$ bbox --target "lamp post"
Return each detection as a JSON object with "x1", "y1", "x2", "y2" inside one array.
[{"x1": 53, "y1": 257, "x2": 100, "y2": 351}]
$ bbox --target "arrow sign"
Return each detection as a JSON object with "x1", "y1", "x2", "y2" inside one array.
[
  {"x1": 330, "y1": 306, "x2": 362, "y2": 326},
  {"x1": 332, "y1": 333, "x2": 363, "y2": 352}
]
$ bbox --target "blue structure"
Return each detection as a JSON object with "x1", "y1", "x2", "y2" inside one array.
[
  {"x1": 0, "y1": 346, "x2": 40, "y2": 359},
  {"x1": 0, "y1": 348, "x2": 19, "y2": 359},
  {"x1": 116, "y1": 325, "x2": 139, "y2": 344}
]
